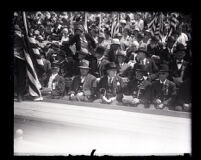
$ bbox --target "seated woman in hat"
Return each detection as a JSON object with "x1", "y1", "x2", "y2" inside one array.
[
  {"x1": 122, "y1": 63, "x2": 152, "y2": 108},
  {"x1": 69, "y1": 60, "x2": 97, "y2": 102},
  {"x1": 93, "y1": 62, "x2": 125, "y2": 104},
  {"x1": 151, "y1": 64, "x2": 177, "y2": 110},
  {"x1": 41, "y1": 66, "x2": 65, "y2": 99}
]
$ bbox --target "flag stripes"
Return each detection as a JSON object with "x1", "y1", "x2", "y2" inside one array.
[
  {"x1": 111, "y1": 14, "x2": 120, "y2": 38},
  {"x1": 22, "y1": 11, "x2": 44, "y2": 97}
]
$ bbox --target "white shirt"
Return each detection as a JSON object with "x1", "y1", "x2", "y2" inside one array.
[
  {"x1": 80, "y1": 76, "x2": 86, "y2": 83},
  {"x1": 160, "y1": 79, "x2": 167, "y2": 85},
  {"x1": 176, "y1": 59, "x2": 184, "y2": 70},
  {"x1": 80, "y1": 35, "x2": 88, "y2": 49},
  {"x1": 108, "y1": 76, "x2": 114, "y2": 84},
  {"x1": 48, "y1": 73, "x2": 58, "y2": 90}
]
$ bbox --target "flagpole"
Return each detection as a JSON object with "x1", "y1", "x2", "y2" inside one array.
[{"x1": 22, "y1": 11, "x2": 29, "y2": 36}]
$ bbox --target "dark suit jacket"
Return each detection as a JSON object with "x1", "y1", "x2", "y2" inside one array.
[
  {"x1": 151, "y1": 79, "x2": 176, "y2": 103},
  {"x1": 97, "y1": 75, "x2": 125, "y2": 101},
  {"x1": 63, "y1": 33, "x2": 96, "y2": 57},
  {"x1": 168, "y1": 59, "x2": 191, "y2": 81},
  {"x1": 51, "y1": 74, "x2": 66, "y2": 96},
  {"x1": 70, "y1": 73, "x2": 97, "y2": 96},
  {"x1": 133, "y1": 58, "x2": 159, "y2": 81},
  {"x1": 123, "y1": 78, "x2": 152, "y2": 102}
]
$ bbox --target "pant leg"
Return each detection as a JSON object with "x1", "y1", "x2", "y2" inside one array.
[{"x1": 14, "y1": 58, "x2": 26, "y2": 99}]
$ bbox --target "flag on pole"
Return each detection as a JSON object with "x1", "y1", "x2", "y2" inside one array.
[
  {"x1": 22, "y1": 11, "x2": 44, "y2": 98},
  {"x1": 111, "y1": 13, "x2": 120, "y2": 38},
  {"x1": 83, "y1": 12, "x2": 88, "y2": 33},
  {"x1": 167, "y1": 12, "x2": 179, "y2": 37}
]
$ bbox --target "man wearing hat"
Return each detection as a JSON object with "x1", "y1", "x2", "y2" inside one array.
[
  {"x1": 69, "y1": 59, "x2": 97, "y2": 102},
  {"x1": 62, "y1": 24, "x2": 96, "y2": 58},
  {"x1": 96, "y1": 32, "x2": 108, "y2": 49},
  {"x1": 151, "y1": 64, "x2": 176, "y2": 110},
  {"x1": 120, "y1": 27, "x2": 131, "y2": 51},
  {"x1": 93, "y1": 46, "x2": 109, "y2": 77},
  {"x1": 122, "y1": 63, "x2": 152, "y2": 108},
  {"x1": 168, "y1": 43, "x2": 191, "y2": 87},
  {"x1": 94, "y1": 62, "x2": 125, "y2": 104},
  {"x1": 41, "y1": 66, "x2": 65, "y2": 99},
  {"x1": 135, "y1": 47, "x2": 158, "y2": 81},
  {"x1": 159, "y1": 36, "x2": 176, "y2": 65},
  {"x1": 104, "y1": 38, "x2": 121, "y2": 63}
]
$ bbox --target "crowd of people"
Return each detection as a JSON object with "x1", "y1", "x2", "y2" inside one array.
[{"x1": 13, "y1": 11, "x2": 192, "y2": 112}]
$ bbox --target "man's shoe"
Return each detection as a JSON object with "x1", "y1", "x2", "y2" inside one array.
[{"x1": 33, "y1": 97, "x2": 43, "y2": 101}]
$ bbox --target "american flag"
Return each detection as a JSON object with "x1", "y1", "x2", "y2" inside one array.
[
  {"x1": 22, "y1": 11, "x2": 44, "y2": 97},
  {"x1": 147, "y1": 12, "x2": 179, "y2": 40},
  {"x1": 110, "y1": 13, "x2": 120, "y2": 38}
]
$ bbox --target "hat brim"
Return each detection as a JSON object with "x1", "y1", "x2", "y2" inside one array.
[
  {"x1": 159, "y1": 70, "x2": 169, "y2": 72},
  {"x1": 79, "y1": 66, "x2": 90, "y2": 69},
  {"x1": 106, "y1": 67, "x2": 117, "y2": 70}
]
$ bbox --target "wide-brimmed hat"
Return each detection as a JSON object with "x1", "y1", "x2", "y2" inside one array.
[
  {"x1": 79, "y1": 59, "x2": 90, "y2": 69},
  {"x1": 120, "y1": 19, "x2": 126, "y2": 24},
  {"x1": 116, "y1": 50, "x2": 127, "y2": 57},
  {"x1": 95, "y1": 46, "x2": 105, "y2": 55},
  {"x1": 74, "y1": 25, "x2": 84, "y2": 32},
  {"x1": 111, "y1": 38, "x2": 120, "y2": 45},
  {"x1": 135, "y1": 63, "x2": 146, "y2": 73},
  {"x1": 159, "y1": 64, "x2": 169, "y2": 72},
  {"x1": 105, "y1": 62, "x2": 117, "y2": 71}
]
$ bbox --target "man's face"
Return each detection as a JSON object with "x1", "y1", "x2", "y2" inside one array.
[
  {"x1": 94, "y1": 53, "x2": 102, "y2": 59},
  {"x1": 75, "y1": 29, "x2": 83, "y2": 36},
  {"x1": 137, "y1": 52, "x2": 145, "y2": 61},
  {"x1": 175, "y1": 51, "x2": 186, "y2": 60},
  {"x1": 107, "y1": 69, "x2": 117, "y2": 78},
  {"x1": 98, "y1": 37, "x2": 104, "y2": 43},
  {"x1": 159, "y1": 72, "x2": 168, "y2": 82},
  {"x1": 117, "y1": 56, "x2": 125, "y2": 63},
  {"x1": 135, "y1": 71, "x2": 143, "y2": 80},
  {"x1": 80, "y1": 68, "x2": 89, "y2": 76}
]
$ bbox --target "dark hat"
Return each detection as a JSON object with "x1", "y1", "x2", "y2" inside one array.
[
  {"x1": 79, "y1": 59, "x2": 90, "y2": 69},
  {"x1": 105, "y1": 62, "x2": 117, "y2": 71},
  {"x1": 151, "y1": 36, "x2": 159, "y2": 42},
  {"x1": 166, "y1": 36, "x2": 175, "y2": 43},
  {"x1": 159, "y1": 64, "x2": 169, "y2": 72},
  {"x1": 135, "y1": 63, "x2": 146, "y2": 73},
  {"x1": 95, "y1": 46, "x2": 105, "y2": 55},
  {"x1": 74, "y1": 25, "x2": 84, "y2": 32},
  {"x1": 175, "y1": 43, "x2": 186, "y2": 53}
]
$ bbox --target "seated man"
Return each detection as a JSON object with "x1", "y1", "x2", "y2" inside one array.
[
  {"x1": 94, "y1": 62, "x2": 125, "y2": 104},
  {"x1": 69, "y1": 60, "x2": 97, "y2": 102},
  {"x1": 122, "y1": 63, "x2": 152, "y2": 108},
  {"x1": 116, "y1": 50, "x2": 132, "y2": 78},
  {"x1": 151, "y1": 64, "x2": 177, "y2": 110},
  {"x1": 41, "y1": 66, "x2": 65, "y2": 98}
]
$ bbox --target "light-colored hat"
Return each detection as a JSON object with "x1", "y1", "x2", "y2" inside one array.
[
  {"x1": 120, "y1": 19, "x2": 126, "y2": 24},
  {"x1": 111, "y1": 38, "x2": 120, "y2": 45},
  {"x1": 116, "y1": 50, "x2": 127, "y2": 57},
  {"x1": 79, "y1": 59, "x2": 90, "y2": 69}
]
